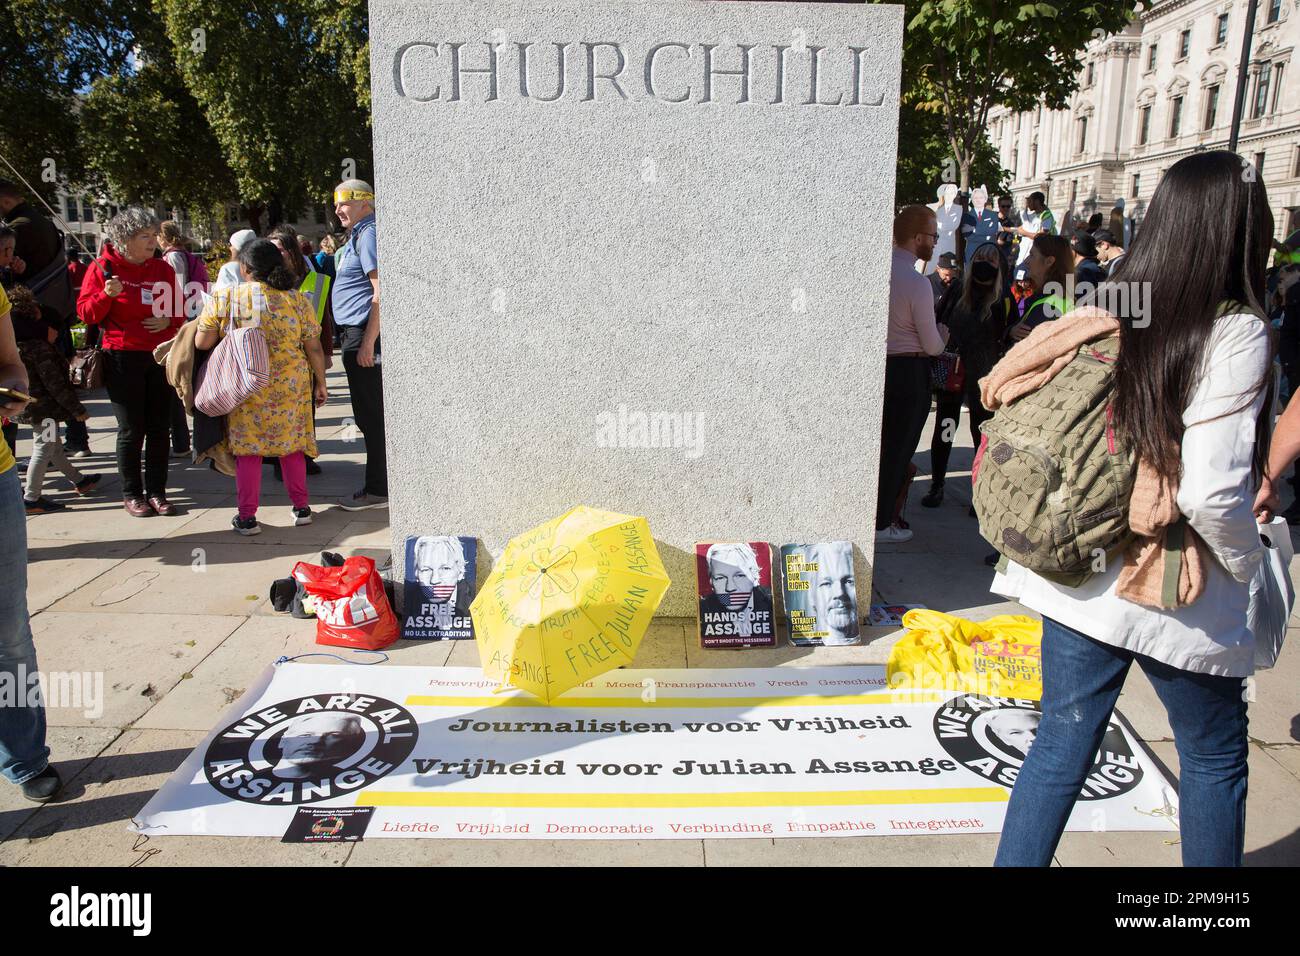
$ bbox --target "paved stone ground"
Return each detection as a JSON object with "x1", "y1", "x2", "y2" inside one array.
[{"x1": 1, "y1": 371, "x2": 1296, "y2": 866}]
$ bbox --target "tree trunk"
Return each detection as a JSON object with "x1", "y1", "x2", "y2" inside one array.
[{"x1": 244, "y1": 203, "x2": 265, "y2": 236}]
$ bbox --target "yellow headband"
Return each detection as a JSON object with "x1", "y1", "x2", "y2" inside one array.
[{"x1": 334, "y1": 189, "x2": 374, "y2": 203}]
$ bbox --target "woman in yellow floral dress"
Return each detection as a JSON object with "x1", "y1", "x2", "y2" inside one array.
[{"x1": 196, "y1": 239, "x2": 328, "y2": 535}]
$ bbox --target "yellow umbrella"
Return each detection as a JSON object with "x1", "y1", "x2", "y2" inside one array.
[{"x1": 471, "y1": 506, "x2": 671, "y2": 702}]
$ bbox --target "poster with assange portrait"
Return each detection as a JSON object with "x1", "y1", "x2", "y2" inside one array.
[
  {"x1": 402, "y1": 535, "x2": 476, "y2": 640},
  {"x1": 695, "y1": 542, "x2": 778, "y2": 649},
  {"x1": 781, "y1": 542, "x2": 860, "y2": 647}
]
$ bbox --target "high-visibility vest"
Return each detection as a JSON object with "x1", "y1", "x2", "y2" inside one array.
[
  {"x1": 1028, "y1": 293, "x2": 1072, "y2": 321},
  {"x1": 299, "y1": 269, "x2": 331, "y2": 325}
]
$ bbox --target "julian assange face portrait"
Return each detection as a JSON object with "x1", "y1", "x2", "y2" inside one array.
[
  {"x1": 272, "y1": 713, "x2": 366, "y2": 779},
  {"x1": 808, "y1": 545, "x2": 857, "y2": 641},
  {"x1": 706, "y1": 543, "x2": 760, "y2": 598},
  {"x1": 984, "y1": 710, "x2": 1040, "y2": 759},
  {"x1": 413, "y1": 535, "x2": 467, "y2": 590}
]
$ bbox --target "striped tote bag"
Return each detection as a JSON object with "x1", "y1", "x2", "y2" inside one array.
[{"x1": 195, "y1": 305, "x2": 271, "y2": 417}]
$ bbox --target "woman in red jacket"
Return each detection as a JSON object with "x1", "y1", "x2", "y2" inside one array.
[{"x1": 76, "y1": 208, "x2": 185, "y2": 516}]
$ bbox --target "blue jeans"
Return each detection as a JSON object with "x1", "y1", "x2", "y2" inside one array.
[
  {"x1": 0, "y1": 465, "x2": 48, "y2": 785},
  {"x1": 995, "y1": 615, "x2": 1248, "y2": 867}
]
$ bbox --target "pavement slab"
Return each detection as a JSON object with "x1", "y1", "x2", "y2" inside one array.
[
  {"x1": 47, "y1": 541, "x2": 313, "y2": 618},
  {"x1": 0, "y1": 730, "x2": 351, "y2": 867},
  {"x1": 1263, "y1": 745, "x2": 1300, "y2": 782},
  {"x1": 163, "y1": 494, "x2": 368, "y2": 549},
  {"x1": 30, "y1": 611, "x2": 245, "y2": 730},
  {"x1": 1052, "y1": 742, "x2": 1299, "y2": 866},
  {"x1": 25, "y1": 536, "x2": 154, "y2": 614},
  {"x1": 0, "y1": 727, "x2": 122, "y2": 844},
  {"x1": 131, "y1": 616, "x2": 323, "y2": 732}
]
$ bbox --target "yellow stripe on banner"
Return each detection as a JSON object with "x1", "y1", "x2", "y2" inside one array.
[
  {"x1": 359, "y1": 788, "x2": 1008, "y2": 808},
  {"x1": 403, "y1": 694, "x2": 947, "y2": 709}
]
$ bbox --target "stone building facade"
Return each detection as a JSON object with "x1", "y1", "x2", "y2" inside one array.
[{"x1": 988, "y1": 0, "x2": 1299, "y2": 242}]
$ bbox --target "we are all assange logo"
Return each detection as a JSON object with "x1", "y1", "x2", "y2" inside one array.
[
  {"x1": 204, "y1": 695, "x2": 417, "y2": 805},
  {"x1": 933, "y1": 694, "x2": 1143, "y2": 799}
]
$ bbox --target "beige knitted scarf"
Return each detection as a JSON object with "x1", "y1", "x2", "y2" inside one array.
[{"x1": 979, "y1": 306, "x2": 1205, "y2": 609}]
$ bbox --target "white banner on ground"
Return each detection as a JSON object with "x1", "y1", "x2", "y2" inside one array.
[{"x1": 133, "y1": 663, "x2": 1178, "y2": 840}]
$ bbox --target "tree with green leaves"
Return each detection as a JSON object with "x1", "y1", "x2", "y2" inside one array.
[
  {"x1": 79, "y1": 41, "x2": 238, "y2": 222},
  {"x1": 156, "y1": 0, "x2": 372, "y2": 232},
  {"x1": 899, "y1": 0, "x2": 1140, "y2": 192},
  {"x1": 0, "y1": 0, "x2": 144, "y2": 203},
  {"x1": 895, "y1": 78, "x2": 1008, "y2": 207}
]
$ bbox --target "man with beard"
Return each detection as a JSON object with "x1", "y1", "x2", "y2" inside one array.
[
  {"x1": 878, "y1": 205, "x2": 948, "y2": 543},
  {"x1": 807, "y1": 543, "x2": 859, "y2": 645}
]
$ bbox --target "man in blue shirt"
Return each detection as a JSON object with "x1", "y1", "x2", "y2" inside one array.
[{"x1": 331, "y1": 179, "x2": 387, "y2": 510}]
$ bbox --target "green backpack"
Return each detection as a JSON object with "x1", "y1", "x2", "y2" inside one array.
[{"x1": 972, "y1": 335, "x2": 1136, "y2": 586}]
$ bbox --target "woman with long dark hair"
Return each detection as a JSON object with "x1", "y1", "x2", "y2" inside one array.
[
  {"x1": 195, "y1": 239, "x2": 328, "y2": 535},
  {"x1": 923, "y1": 242, "x2": 1013, "y2": 509},
  {"x1": 991, "y1": 151, "x2": 1275, "y2": 866}
]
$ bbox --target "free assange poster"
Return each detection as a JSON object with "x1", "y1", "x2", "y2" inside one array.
[{"x1": 403, "y1": 535, "x2": 476, "y2": 640}]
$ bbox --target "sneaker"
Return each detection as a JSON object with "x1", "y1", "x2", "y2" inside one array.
[
  {"x1": 336, "y1": 489, "x2": 388, "y2": 512},
  {"x1": 67, "y1": 448, "x2": 92, "y2": 460},
  {"x1": 170, "y1": 448, "x2": 191, "y2": 459},
  {"x1": 920, "y1": 483, "x2": 944, "y2": 508},
  {"x1": 21, "y1": 765, "x2": 62, "y2": 803},
  {"x1": 147, "y1": 495, "x2": 179, "y2": 517},
  {"x1": 875, "y1": 524, "x2": 913, "y2": 544},
  {"x1": 232, "y1": 515, "x2": 261, "y2": 536},
  {"x1": 292, "y1": 506, "x2": 313, "y2": 526},
  {"x1": 74, "y1": 473, "x2": 102, "y2": 496},
  {"x1": 124, "y1": 496, "x2": 152, "y2": 517},
  {"x1": 24, "y1": 496, "x2": 66, "y2": 515}
]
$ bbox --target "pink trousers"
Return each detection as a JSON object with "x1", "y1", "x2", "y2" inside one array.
[{"x1": 236, "y1": 452, "x2": 307, "y2": 519}]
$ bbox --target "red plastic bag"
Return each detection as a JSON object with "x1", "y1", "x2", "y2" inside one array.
[{"x1": 291, "y1": 556, "x2": 400, "y2": 650}]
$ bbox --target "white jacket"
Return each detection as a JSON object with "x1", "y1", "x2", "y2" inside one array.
[{"x1": 992, "y1": 310, "x2": 1270, "y2": 677}]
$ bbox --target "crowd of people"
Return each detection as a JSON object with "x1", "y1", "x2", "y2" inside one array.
[
  {"x1": 879, "y1": 176, "x2": 1299, "y2": 546},
  {"x1": 0, "y1": 177, "x2": 387, "y2": 803},
  {"x1": 3, "y1": 147, "x2": 1300, "y2": 869},
  {"x1": 882, "y1": 149, "x2": 1300, "y2": 867}
]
